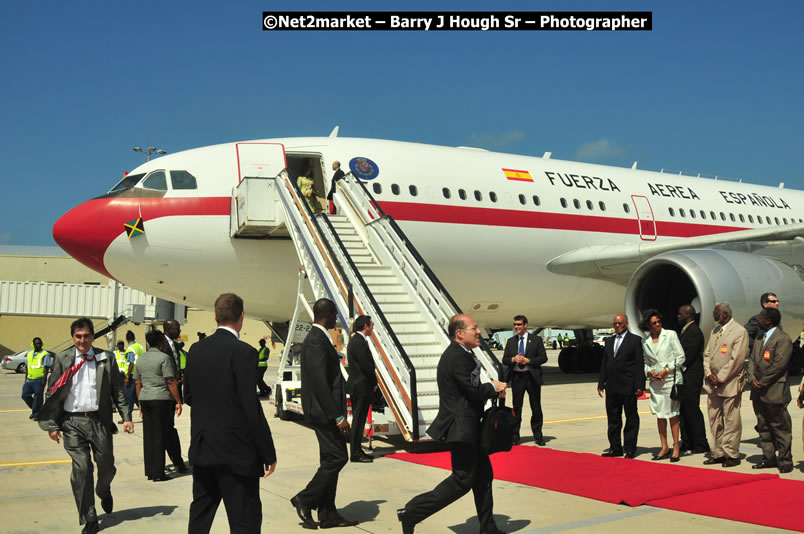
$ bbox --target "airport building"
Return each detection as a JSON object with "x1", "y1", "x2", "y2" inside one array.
[{"x1": 0, "y1": 245, "x2": 279, "y2": 358}]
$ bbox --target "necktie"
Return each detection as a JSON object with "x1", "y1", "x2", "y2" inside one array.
[
  {"x1": 50, "y1": 353, "x2": 94, "y2": 395},
  {"x1": 614, "y1": 335, "x2": 622, "y2": 356},
  {"x1": 517, "y1": 336, "x2": 525, "y2": 369}
]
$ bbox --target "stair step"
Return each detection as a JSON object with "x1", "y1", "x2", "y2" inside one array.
[
  {"x1": 395, "y1": 333, "x2": 441, "y2": 345},
  {"x1": 376, "y1": 302, "x2": 418, "y2": 313},
  {"x1": 372, "y1": 294, "x2": 413, "y2": 304}
]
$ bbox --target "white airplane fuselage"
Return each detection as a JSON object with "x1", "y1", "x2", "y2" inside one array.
[{"x1": 53, "y1": 137, "x2": 804, "y2": 331}]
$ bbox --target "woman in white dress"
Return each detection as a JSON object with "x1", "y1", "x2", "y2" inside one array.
[{"x1": 641, "y1": 309, "x2": 685, "y2": 462}]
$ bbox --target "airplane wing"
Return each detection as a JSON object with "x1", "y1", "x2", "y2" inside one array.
[{"x1": 546, "y1": 222, "x2": 804, "y2": 283}]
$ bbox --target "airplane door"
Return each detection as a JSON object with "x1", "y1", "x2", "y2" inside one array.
[
  {"x1": 631, "y1": 195, "x2": 657, "y2": 241},
  {"x1": 235, "y1": 142, "x2": 287, "y2": 182}
]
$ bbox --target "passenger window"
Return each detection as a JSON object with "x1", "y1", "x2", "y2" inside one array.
[
  {"x1": 373, "y1": 183, "x2": 382, "y2": 194},
  {"x1": 690, "y1": 210, "x2": 696, "y2": 219},
  {"x1": 622, "y1": 203, "x2": 630, "y2": 214},
  {"x1": 391, "y1": 184, "x2": 400, "y2": 195},
  {"x1": 668, "y1": 208, "x2": 675, "y2": 217},
  {"x1": 599, "y1": 201, "x2": 606, "y2": 211},
  {"x1": 710, "y1": 211, "x2": 716, "y2": 220},
  {"x1": 532, "y1": 195, "x2": 540, "y2": 206},
  {"x1": 573, "y1": 199, "x2": 580, "y2": 209},
  {"x1": 680, "y1": 208, "x2": 686, "y2": 217},
  {"x1": 700, "y1": 210, "x2": 706, "y2": 219},
  {"x1": 489, "y1": 192, "x2": 497, "y2": 203},
  {"x1": 586, "y1": 200, "x2": 593, "y2": 210},
  {"x1": 748, "y1": 215, "x2": 754, "y2": 223},
  {"x1": 730, "y1": 213, "x2": 735, "y2": 222},
  {"x1": 720, "y1": 212, "x2": 726, "y2": 221},
  {"x1": 783, "y1": 218, "x2": 788, "y2": 224},
  {"x1": 442, "y1": 187, "x2": 451, "y2": 199},
  {"x1": 170, "y1": 170, "x2": 198, "y2": 190},
  {"x1": 560, "y1": 198, "x2": 568, "y2": 208},
  {"x1": 518, "y1": 194, "x2": 526, "y2": 205},
  {"x1": 738, "y1": 214, "x2": 745, "y2": 223},
  {"x1": 458, "y1": 189, "x2": 467, "y2": 200},
  {"x1": 142, "y1": 171, "x2": 167, "y2": 190},
  {"x1": 766, "y1": 216, "x2": 771, "y2": 224},
  {"x1": 474, "y1": 190, "x2": 482, "y2": 201},
  {"x1": 409, "y1": 185, "x2": 418, "y2": 196},
  {"x1": 774, "y1": 217, "x2": 780, "y2": 225}
]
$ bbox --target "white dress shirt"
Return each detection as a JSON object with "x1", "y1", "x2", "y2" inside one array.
[
  {"x1": 217, "y1": 326, "x2": 239, "y2": 339},
  {"x1": 64, "y1": 347, "x2": 99, "y2": 413}
]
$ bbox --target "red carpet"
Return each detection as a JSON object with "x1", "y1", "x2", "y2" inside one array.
[{"x1": 388, "y1": 447, "x2": 802, "y2": 530}]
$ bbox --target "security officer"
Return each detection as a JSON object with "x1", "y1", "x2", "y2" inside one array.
[
  {"x1": 21, "y1": 337, "x2": 52, "y2": 420},
  {"x1": 123, "y1": 330, "x2": 143, "y2": 421},
  {"x1": 257, "y1": 338, "x2": 271, "y2": 397},
  {"x1": 114, "y1": 341, "x2": 127, "y2": 376}
]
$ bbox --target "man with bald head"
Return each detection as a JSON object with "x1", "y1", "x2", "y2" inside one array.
[
  {"x1": 703, "y1": 301, "x2": 749, "y2": 467},
  {"x1": 677, "y1": 305, "x2": 710, "y2": 454},
  {"x1": 398, "y1": 314, "x2": 507, "y2": 534},
  {"x1": 598, "y1": 313, "x2": 644, "y2": 458}
]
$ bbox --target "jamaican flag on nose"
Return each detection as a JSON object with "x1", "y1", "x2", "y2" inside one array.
[{"x1": 124, "y1": 217, "x2": 145, "y2": 238}]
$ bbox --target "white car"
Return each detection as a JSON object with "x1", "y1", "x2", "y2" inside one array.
[{"x1": 2, "y1": 351, "x2": 28, "y2": 374}]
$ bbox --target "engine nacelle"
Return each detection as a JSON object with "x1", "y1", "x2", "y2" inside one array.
[{"x1": 625, "y1": 249, "x2": 803, "y2": 336}]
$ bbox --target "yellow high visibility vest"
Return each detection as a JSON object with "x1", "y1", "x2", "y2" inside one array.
[
  {"x1": 114, "y1": 349, "x2": 128, "y2": 373},
  {"x1": 26, "y1": 350, "x2": 49, "y2": 380},
  {"x1": 178, "y1": 349, "x2": 187, "y2": 370},
  {"x1": 258, "y1": 347, "x2": 269, "y2": 367},
  {"x1": 126, "y1": 342, "x2": 144, "y2": 374}
]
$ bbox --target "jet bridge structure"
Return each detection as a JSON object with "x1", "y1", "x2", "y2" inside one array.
[{"x1": 230, "y1": 145, "x2": 503, "y2": 441}]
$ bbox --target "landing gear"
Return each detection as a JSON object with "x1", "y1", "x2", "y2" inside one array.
[{"x1": 556, "y1": 329, "x2": 603, "y2": 374}]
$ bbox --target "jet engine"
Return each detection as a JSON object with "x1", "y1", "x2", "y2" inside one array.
[{"x1": 625, "y1": 249, "x2": 803, "y2": 335}]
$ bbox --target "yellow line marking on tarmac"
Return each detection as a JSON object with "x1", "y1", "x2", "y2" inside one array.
[
  {"x1": 0, "y1": 409, "x2": 30, "y2": 413},
  {"x1": 0, "y1": 459, "x2": 71, "y2": 468},
  {"x1": 544, "y1": 405, "x2": 707, "y2": 425}
]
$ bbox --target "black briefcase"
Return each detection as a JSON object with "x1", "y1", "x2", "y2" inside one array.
[{"x1": 480, "y1": 397, "x2": 521, "y2": 455}]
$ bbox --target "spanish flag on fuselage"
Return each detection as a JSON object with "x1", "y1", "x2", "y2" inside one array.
[{"x1": 502, "y1": 168, "x2": 533, "y2": 182}]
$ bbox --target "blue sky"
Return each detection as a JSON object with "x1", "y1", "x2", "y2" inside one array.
[{"x1": 1, "y1": 1, "x2": 802, "y2": 246}]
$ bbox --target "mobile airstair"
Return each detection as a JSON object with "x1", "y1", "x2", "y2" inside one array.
[{"x1": 230, "y1": 145, "x2": 502, "y2": 441}]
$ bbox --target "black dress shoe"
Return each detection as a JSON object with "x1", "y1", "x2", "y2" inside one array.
[
  {"x1": 512, "y1": 437, "x2": 520, "y2": 446},
  {"x1": 691, "y1": 445, "x2": 711, "y2": 454},
  {"x1": 722, "y1": 457, "x2": 740, "y2": 467},
  {"x1": 397, "y1": 508, "x2": 415, "y2": 534},
  {"x1": 670, "y1": 455, "x2": 680, "y2": 463},
  {"x1": 534, "y1": 438, "x2": 547, "y2": 446},
  {"x1": 152, "y1": 474, "x2": 172, "y2": 482},
  {"x1": 351, "y1": 454, "x2": 373, "y2": 463},
  {"x1": 291, "y1": 495, "x2": 317, "y2": 529},
  {"x1": 752, "y1": 460, "x2": 778, "y2": 469},
  {"x1": 703, "y1": 456, "x2": 725, "y2": 465},
  {"x1": 624, "y1": 451, "x2": 637, "y2": 459},
  {"x1": 101, "y1": 492, "x2": 113, "y2": 513},
  {"x1": 319, "y1": 515, "x2": 359, "y2": 528},
  {"x1": 601, "y1": 449, "x2": 623, "y2": 457},
  {"x1": 29, "y1": 414, "x2": 35, "y2": 420},
  {"x1": 678, "y1": 442, "x2": 691, "y2": 452},
  {"x1": 652, "y1": 450, "x2": 671, "y2": 461},
  {"x1": 779, "y1": 464, "x2": 793, "y2": 473},
  {"x1": 82, "y1": 521, "x2": 99, "y2": 534}
]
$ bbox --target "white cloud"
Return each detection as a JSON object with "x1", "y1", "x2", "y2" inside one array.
[
  {"x1": 0, "y1": 232, "x2": 10, "y2": 244},
  {"x1": 466, "y1": 129, "x2": 526, "y2": 149},
  {"x1": 574, "y1": 138, "x2": 626, "y2": 161}
]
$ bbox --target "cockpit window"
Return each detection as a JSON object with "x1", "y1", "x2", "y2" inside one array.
[
  {"x1": 142, "y1": 171, "x2": 168, "y2": 191},
  {"x1": 109, "y1": 173, "x2": 145, "y2": 193},
  {"x1": 170, "y1": 170, "x2": 198, "y2": 190}
]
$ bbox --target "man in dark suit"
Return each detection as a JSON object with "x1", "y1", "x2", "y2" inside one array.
[
  {"x1": 597, "y1": 313, "x2": 645, "y2": 458},
  {"x1": 184, "y1": 293, "x2": 277, "y2": 534},
  {"x1": 677, "y1": 305, "x2": 710, "y2": 454},
  {"x1": 397, "y1": 314, "x2": 507, "y2": 534},
  {"x1": 502, "y1": 315, "x2": 548, "y2": 445},
  {"x1": 38, "y1": 317, "x2": 133, "y2": 534},
  {"x1": 346, "y1": 315, "x2": 377, "y2": 463},
  {"x1": 291, "y1": 298, "x2": 359, "y2": 529},
  {"x1": 747, "y1": 307, "x2": 794, "y2": 473},
  {"x1": 163, "y1": 319, "x2": 188, "y2": 473}
]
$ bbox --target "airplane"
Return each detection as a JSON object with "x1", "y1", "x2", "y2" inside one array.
[{"x1": 52, "y1": 134, "x2": 804, "y2": 370}]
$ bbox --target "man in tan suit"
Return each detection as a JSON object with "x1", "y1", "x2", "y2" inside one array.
[
  {"x1": 703, "y1": 302, "x2": 749, "y2": 467},
  {"x1": 747, "y1": 307, "x2": 794, "y2": 473}
]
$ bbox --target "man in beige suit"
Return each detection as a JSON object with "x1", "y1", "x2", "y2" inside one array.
[
  {"x1": 747, "y1": 307, "x2": 794, "y2": 473},
  {"x1": 703, "y1": 302, "x2": 749, "y2": 467}
]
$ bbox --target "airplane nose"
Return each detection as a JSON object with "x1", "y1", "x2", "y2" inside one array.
[{"x1": 53, "y1": 199, "x2": 115, "y2": 279}]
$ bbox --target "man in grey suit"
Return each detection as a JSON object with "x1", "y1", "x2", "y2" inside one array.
[
  {"x1": 747, "y1": 307, "x2": 794, "y2": 473},
  {"x1": 38, "y1": 317, "x2": 133, "y2": 534}
]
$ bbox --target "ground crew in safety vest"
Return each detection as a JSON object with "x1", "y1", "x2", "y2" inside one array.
[
  {"x1": 162, "y1": 319, "x2": 189, "y2": 473},
  {"x1": 21, "y1": 337, "x2": 52, "y2": 420},
  {"x1": 257, "y1": 338, "x2": 271, "y2": 397},
  {"x1": 123, "y1": 330, "x2": 143, "y2": 421}
]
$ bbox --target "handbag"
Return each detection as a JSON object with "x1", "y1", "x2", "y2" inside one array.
[
  {"x1": 480, "y1": 397, "x2": 521, "y2": 455},
  {"x1": 670, "y1": 367, "x2": 689, "y2": 400}
]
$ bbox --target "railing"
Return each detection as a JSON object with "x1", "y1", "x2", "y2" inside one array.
[
  {"x1": 269, "y1": 170, "x2": 420, "y2": 439},
  {"x1": 337, "y1": 173, "x2": 504, "y2": 381}
]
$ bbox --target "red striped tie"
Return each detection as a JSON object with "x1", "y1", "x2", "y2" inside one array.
[{"x1": 50, "y1": 353, "x2": 94, "y2": 395}]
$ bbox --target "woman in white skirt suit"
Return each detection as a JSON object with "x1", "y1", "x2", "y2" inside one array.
[{"x1": 641, "y1": 309, "x2": 685, "y2": 462}]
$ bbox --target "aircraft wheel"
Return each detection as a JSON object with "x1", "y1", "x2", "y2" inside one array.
[{"x1": 557, "y1": 347, "x2": 577, "y2": 373}]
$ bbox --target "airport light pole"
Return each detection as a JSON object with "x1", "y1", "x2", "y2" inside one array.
[{"x1": 133, "y1": 146, "x2": 167, "y2": 161}]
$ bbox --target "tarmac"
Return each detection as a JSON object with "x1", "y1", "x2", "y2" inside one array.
[{"x1": 2, "y1": 348, "x2": 803, "y2": 534}]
